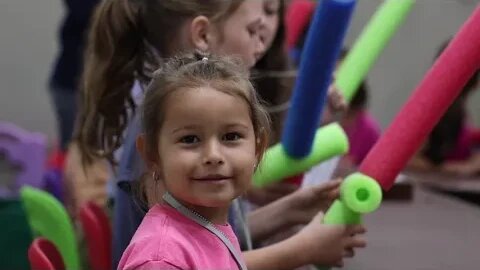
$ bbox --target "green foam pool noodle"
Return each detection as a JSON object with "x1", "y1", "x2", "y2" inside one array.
[
  {"x1": 21, "y1": 186, "x2": 80, "y2": 270},
  {"x1": 253, "y1": 123, "x2": 349, "y2": 187},
  {"x1": 336, "y1": 0, "x2": 415, "y2": 102},
  {"x1": 322, "y1": 200, "x2": 361, "y2": 225},
  {"x1": 318, "y1": 174, "x2": 382, "y2": 270},
  {"x1": 323, "y1": 173, "x2": 382, "y2": 225}
]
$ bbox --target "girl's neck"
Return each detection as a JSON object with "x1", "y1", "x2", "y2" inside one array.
[
  {"x1": 187, "y1": 204, "x2": 230, "y2": 225},
  {"x1": 165, "y1": 194, "x2": 230, "y2": 225}
]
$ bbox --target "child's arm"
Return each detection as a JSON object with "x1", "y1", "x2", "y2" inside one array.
[
  {"x1": 407, "y1": 153, "x2": 435, "y2": 171},
  {"x1": 248, "y1": 180, "x2": 341, "y2": 242},
  {"x1": 64, "y1": 143, "x2": 111, "y2": 216},
  {"x1": 246, "y1": 182, "x2": 298, "y2": 206},
  {"x1": 244, "y1": 212, "x2": 366, "y2": 270},
  {"x1": 440, "y1": 153, "x2": 480, "y2": 176},
  {"x1": 408, "y1": 149, "x2": 480, "y2": 176},
  {"x1": 406, "y1": 141, "x2": 437, "y2": 172}
]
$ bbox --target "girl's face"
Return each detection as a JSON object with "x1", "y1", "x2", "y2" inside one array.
[
  {"x1": 209, "y1": 0, "x2": 266, "y2": 68},
  {"x1": 260, "y1": 0, "x2": 281, "y2": 50},
  {"x1": 156, "y1": 86, "x2": 257, "y2": 216}
]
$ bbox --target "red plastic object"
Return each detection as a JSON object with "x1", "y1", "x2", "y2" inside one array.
[
  {"x1": 28, "y1": 237, "x2": 65, "y2": 270},
  {"x1": 47, "y1": 148, "x2": 66, "y2": 171},
  {"x1": 285, "y1": 174, "x2": 304, "y2": 186},
  {"x1": 285, "y1": 0, "x2": 316, "y2": 49},
  {"x1": 79, "y1": 202, "x2": 112, "y2": 270},
  {"x1": 358, "y1": 6, "x2": 480, "y2": 191}
]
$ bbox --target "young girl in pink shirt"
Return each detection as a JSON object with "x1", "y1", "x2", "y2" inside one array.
[
  {"x1": 118, "y1": 54, "x2": 268, "y2": 269},
  {"x1": 119, "y1": 52, "x2": 367, "y2": 269}
]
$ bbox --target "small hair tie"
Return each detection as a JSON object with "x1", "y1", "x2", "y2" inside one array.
[{"x1": 202, "y1": 57, "x2": 208, "y2": 63}]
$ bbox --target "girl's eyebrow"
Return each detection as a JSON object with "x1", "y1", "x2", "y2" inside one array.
[
  {"x1": 171, "y1": 123, "x2": 251, "y2": 134},
  {"x1": 224, "y1": 123, "x2": 250, "y2": 130},
  {"x1": 171, "y1": 125, "x2": 200, "y2": 134}
]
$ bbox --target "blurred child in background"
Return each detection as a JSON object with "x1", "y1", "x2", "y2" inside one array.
[{"x1": 408, "y1": 40, "x2": 480, "y2": 176}]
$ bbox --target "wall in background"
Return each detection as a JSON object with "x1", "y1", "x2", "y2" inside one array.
[
  {"x1": 0, "y1": 0, "x2": 478, "y2": 146},
  {"x1": 344, "y1": 0, "x2": 479, "y2": 129},
  {"x1": 0, "y1": 0, "x2": 62, "y2": 145}
]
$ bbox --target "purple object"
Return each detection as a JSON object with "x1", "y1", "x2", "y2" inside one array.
[
  {"x1": 44, "y1": 169, "x2": 64, "y2": 203},
  {"x1": 0, "y1": 121, "x2": 47, "y2": 198}
]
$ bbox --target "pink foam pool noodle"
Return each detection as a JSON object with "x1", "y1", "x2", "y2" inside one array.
[{"x1": 359, "y1": 5, "x2": 480, "y2": 191}]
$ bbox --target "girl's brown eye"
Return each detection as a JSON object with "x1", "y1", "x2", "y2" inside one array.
[
  {"x1": 180, "y1": 135, "x2": 199, "y2": 144},
  {"x1": 223, "y1": 132, "x2": 242, "y2": 141}
]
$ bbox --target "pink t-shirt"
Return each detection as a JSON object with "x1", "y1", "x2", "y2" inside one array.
[
  {"x1": 118, "y1": 204, "x2": 242, "y2": 270},
  {"x1": 446, "y1": 126, "x2": 472, "y2": 161},
  {"x1": 446, "y1": 125, "x2": 479, "y2": 161},
  {"x1": 344, "y1": 111, "x2": 381, "y2": 165}
]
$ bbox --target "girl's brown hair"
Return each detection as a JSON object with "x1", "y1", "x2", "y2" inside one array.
[
  {"x1": 142, "y1": 52, "x2": 271, "y2": 164},
  {"x1": 76, "y1": 0, "x2": 244, "y2": 165},
  {"x1": 252, "y1": 0, "x2": 293, "y2": 144},
  {"x1": 423, "y1": 39, "x2": 479, "y2": 165}
]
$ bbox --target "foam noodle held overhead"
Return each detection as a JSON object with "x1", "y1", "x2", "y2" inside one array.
[
  {"x1": 281, "y1": 0, "x2": 356, "y2": 158},
  {"x1": 336, "y1": 0, "x2": 415, "y2": 102},
  {"x1": 359, "y1": 5, "x2": 480, "y2": 191}
]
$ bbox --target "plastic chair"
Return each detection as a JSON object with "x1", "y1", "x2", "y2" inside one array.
[
  {"x1": 28, "y1": 237, "x2": 65, "y2": 270},
  {"x1": 20, "y1": 186, "x2": 80, "y2": 270},
  {"x1": 0, "y1": 198, "x2": 33, "y2": 269},
  {"x1": 79, "y1": 201, "x2": 112, "y2": 270},
  {"x1": 0, "y1": 121, "x2": 47, "y2": 198}
]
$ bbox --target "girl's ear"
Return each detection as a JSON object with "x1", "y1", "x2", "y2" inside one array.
[
  {"x1": 190, "y1": 15, "x2": 214, "y2": 52},
  {"x1": 254, "y1": 130, "x2": 269, "y2": 169},
  {"x1": 136, "y1": 133, "x2": 155, "y2": 170}
]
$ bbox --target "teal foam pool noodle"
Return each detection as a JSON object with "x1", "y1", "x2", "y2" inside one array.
[
  {"x1": 253, "y1": 123, "x2": 349, "y2": 187},
  {"x1": 336, "y1": 0, "x2": 415, "y2": 102}
]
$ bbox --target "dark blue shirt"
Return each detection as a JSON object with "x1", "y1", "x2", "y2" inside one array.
[{"x1": 50, "y1": 0, "x2": 99, "y2": 90}]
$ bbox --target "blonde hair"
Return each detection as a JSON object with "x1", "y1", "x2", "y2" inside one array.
[{"x1": 76, "y1": 0, "x2": 244, "y2": 165}]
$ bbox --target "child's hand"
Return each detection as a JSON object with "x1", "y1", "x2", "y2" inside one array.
[
  {"x1": 321, "y1": 85, "x2": 347, "y2": 124},
  {"x1": 328, "y1": 84, "x2": 347, "y2": 113},
  {"x1": 442, "y1": 153, "x2": 480, "y2": 176},
  {"x1": 64, "y1": 143, "x2": 110, "y2": 216},
  {"x1": 443, "y1": 162, "x2": 480, "y2": 176},
  {"x1": 287, "y1": 179, "x2": 341, "y2": 225},
  {"x1": 295, "y1": 212, "x2": 367, "y2": 267}
]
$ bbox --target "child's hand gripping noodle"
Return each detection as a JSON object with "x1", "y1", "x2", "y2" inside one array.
[
  {"x1": 305, "y1": 0, "x2": 416, "y2": 186},
  {"x1": 320, "y1": 4, "x2": 480, "y2": 269},
  {"x1": 254, "y1": 0, "x2": 415, "y2": 187},
  {"x1": 253, "y1": 0, "x2": 357, "y2": 187},
  {"x1": 299, "y1": 211, "x2": 367, "y2": 267}
]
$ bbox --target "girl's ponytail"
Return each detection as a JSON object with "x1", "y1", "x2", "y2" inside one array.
[{"x1": 76, "y1": 0, "x2": 151, "y2": 164}]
